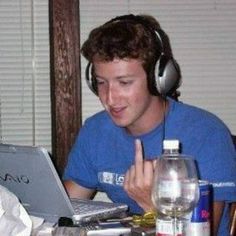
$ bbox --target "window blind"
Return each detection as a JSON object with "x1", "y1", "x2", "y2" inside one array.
[
  {"x1": 80, "y1": 0, "x2": 236, "y2": 134},
  {"x1": 0, "y1": 0, "x2": 51, "y2": 151}
]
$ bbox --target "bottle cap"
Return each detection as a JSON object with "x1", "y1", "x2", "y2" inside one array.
[{"x1": 163, "y1": 139, "x2": 179, "y2": 150}]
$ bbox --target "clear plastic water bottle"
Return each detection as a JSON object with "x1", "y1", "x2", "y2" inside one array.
[{"x1": 154, "y1": 140, "x2": 184, "y2": 236}]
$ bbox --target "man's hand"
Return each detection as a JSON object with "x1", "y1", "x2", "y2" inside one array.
[{"x1": 123, "y1": 139, "x2": 156, "y2": 212}]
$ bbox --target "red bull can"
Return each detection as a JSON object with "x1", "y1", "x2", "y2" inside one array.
[{"x1": 186, "y1": 180, "x2": 211, "y2": 236}]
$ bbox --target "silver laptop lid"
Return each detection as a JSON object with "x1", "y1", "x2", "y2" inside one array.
[{"x1": 0, "y1": 143, "x2": 74, "y2": 222}]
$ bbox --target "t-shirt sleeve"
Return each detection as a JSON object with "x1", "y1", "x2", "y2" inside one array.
[
  {"x1": 197, "y1": 128, "x2": 236, "y2": 202},
  {"x1": 63, "y1": 122, "x2": 98, "y2": 189}
]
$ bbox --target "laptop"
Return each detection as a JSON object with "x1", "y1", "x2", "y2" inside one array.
[{"x1": 0, "y1": 143, "x2": 128, "y2": 224}]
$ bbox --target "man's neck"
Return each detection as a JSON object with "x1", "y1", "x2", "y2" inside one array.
[{"x1": 126, "y1": 96, "x2": 168, "y2": 136}]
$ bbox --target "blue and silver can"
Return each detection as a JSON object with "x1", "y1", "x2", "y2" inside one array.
[{"x1": 186, "y1": 180, "x2": 211, "y2": 236}]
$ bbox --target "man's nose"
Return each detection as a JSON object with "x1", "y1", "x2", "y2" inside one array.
[{"x1": 107, "y1": 84, "x2": 119, "y2": 105}]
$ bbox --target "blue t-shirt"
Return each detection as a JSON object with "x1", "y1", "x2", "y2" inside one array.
[{"x1": 63, "y1": 98, "x2": 236, "y2": 236}]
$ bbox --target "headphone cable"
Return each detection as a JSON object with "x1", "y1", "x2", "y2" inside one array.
[{"x1": 161, "y1": 96, "x2": 167, "y2": 153}]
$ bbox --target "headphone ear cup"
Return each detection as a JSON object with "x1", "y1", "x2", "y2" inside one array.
[
  {"x1": 155, "y1": 54, "x2": 181, "y2": 96},
  {"x1": 85, "y1": 62, "x2": 98, "y2": 95}
]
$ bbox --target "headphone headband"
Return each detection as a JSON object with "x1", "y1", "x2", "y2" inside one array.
[{"x1": 105, "y1": 14, "x2": 164, "y2": 52}]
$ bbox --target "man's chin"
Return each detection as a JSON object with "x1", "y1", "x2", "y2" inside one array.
[{"x1": 110, "y1": 117, "x2": 128, "y2": 128}]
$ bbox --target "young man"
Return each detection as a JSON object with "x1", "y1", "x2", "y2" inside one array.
[{"x1": 63, "y1": 14, "x2": 236, "y2": 235}]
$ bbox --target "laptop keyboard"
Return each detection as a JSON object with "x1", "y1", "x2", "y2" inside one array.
[
  {"x1": 71, "y1": 199, "x2": 116, "y2": 214},
  {"x1": 70, "y1": 198, "x2": 128, "y2": 224}
]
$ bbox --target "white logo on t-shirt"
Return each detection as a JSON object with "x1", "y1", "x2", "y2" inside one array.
[{"x1": 98, "y1": 172, "x2": 124, "y2": 186}]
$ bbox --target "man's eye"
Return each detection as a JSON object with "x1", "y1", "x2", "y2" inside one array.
[
  {"x1": 96, "y1": 80, "x2": 105, "y2": 85},
  {"x1": 120, "y1": 81, "x2": 132, "y2": 85}
]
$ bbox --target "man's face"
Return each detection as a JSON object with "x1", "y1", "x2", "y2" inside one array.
[{"x1": 93, "y1": 58, "x2": 158, "y2": 135}]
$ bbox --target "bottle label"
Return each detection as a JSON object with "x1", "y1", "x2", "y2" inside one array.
[{"x1": 156, "y1": 219, "x2": 183, "y2": 236}]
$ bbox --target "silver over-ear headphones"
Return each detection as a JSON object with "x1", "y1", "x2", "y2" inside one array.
[{"x1": 85, "y1": 14, "x2": 181, "y2": 96}]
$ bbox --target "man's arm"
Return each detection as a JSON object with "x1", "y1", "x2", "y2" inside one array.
[{"x1": 64, "y1": 180, "x2": 95, "y2": 199}]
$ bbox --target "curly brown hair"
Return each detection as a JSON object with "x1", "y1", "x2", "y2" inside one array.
[{"x1": 81, "y1": 14, "x2": 169, "y2": 95}]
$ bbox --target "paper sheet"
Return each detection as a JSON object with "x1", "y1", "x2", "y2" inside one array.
[{"x1": 0, "y1": 185, "x2": 32, "y2": 236}]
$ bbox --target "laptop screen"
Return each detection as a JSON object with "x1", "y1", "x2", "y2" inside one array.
[{"x1": 0, "y1": 143, "x2": 74, "y2": 222}]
